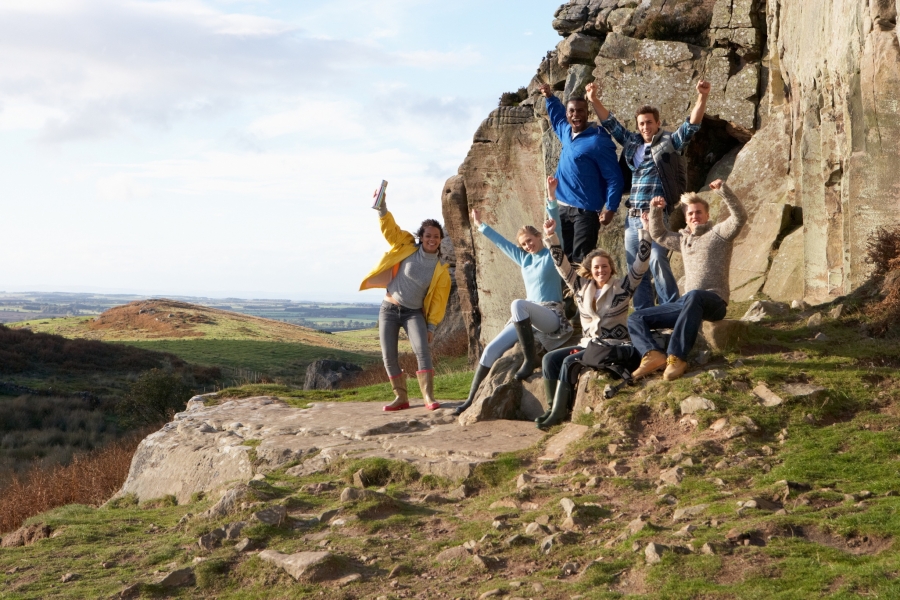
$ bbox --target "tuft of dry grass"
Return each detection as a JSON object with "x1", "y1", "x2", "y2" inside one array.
[
  {"x1": 864, "y1": 226, "x2": 900, "y2": 336},
  {"x1": 0, "y1": 433, "x2": 144, "y2": 534}
]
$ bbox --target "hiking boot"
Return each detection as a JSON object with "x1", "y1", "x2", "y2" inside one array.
[
  {"x1": 383, "y1": 373, "x2": 410, "y2": 411},
  {"x1": 631, "y1": 350, "x2": 667, "y2": 379},
  {"x1": 417, "y1": 369, "x2": 440, "y2": 410},
  {"x1": 453, "y1": 364, "x2": 490, "y2": 416},
  {"x1": 513, "y1": 318, "x2": 538, "y2": 380},
  {"x1": 663, "y1": 355, "x2": 689, "y2": 381}
]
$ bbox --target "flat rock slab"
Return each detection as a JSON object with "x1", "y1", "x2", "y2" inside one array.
[
  {"x1": 539, "y1": 423, "x2": 590, "y2": 462},
  {"x1": 258, "y1": 550, "x2": 343, "y2": 582},
  {"x1": 116, "y1": 396, "x2": 544, "y2": 502}
]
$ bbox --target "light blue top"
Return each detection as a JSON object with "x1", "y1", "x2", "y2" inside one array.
[{"x1": 478, "y1": 200, "x2": 564, "y2": 304}]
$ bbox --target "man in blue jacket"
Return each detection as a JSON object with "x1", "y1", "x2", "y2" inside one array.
[{"x1": 539, "y1": 84, "x2": 623, "y2": 265}]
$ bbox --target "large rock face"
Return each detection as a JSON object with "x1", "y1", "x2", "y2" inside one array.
[{"x1": 442, "y1": 0, "x2": 900, "y2": 355}]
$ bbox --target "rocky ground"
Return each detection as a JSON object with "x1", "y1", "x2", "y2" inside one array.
[{"x1": 1, "y1": 298, "x2": 899, "y2": 599}]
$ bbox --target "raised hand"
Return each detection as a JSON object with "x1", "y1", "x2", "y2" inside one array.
[
  {"x1": 538, "y1": 83, "x2": 553, "y2": 98},
  {"x1": 543, "y1": 218, "x2": 557, "y2": 237},
  {"x1": 696, "y1": 79, "x2": 711, "y2": 96},
  {"x1": 585, "y1": 81, "x2": 601, "y2": 104},
  {"x1": 650, "y1": 196, "x2": 667, "y2": 209},
  {"x1": 708, "y1": 179, "x2": 723, "y2": 191},
  {"x1": 547, "y1": 175, "x2": 558, "y2": 200},
  {"x1": 471, "y1": 208, "x2": 482, "y2": 228}
]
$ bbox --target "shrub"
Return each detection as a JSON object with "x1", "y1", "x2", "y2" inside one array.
[
  {"x1": 0, "y1": 434, "x2": 142, "y2": 533},
  {"x1": 118, "y1": 369, "x2": 196, "y2": 426},
  {"x1": 498, "y1": 87, "x2": 529, "y2": 107}
]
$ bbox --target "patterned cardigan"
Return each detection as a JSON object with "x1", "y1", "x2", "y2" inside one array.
[{"x1": 543, "y1": 229, "x2": 651, "y2": 348}]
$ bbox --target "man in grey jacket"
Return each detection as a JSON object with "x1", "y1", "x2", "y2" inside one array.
[{"x1": 627, "y1": 179, "x2": 747, "y2": 381}]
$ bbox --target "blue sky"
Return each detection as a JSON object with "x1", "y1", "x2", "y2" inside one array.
[{"x1": 0, "y1": 0, "x2": 561, "y2": 302}]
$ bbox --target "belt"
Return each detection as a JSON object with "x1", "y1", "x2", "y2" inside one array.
[{"x1": 627, "y1": 208, "x2": 644, "y2": 217}]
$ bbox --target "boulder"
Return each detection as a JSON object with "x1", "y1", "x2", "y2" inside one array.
[
  {"x1": 519, "y1": 376, "x2": 549, "y2": 420},
  {"x1": 458, "y1": 352, "x2": 524, "y2": 426},
  {"x1": 258, "y1": 550, "x2": 344, "y2": 582},
  {"x1": 117, "y1": 397, "x2": 544, "y2": 501},
  {"x1": 680, "y1": 396, "x2": 716, "y2": 415},
  {"x1": 0, "y1": 523, "x2": 51, "y2": 548},
  {"x1": 699, "y1": 320, "x2": 749, "y2": 351},
  {"x1": 157, "y1": 567, "x2": 195, "y2": 588},
  {"x1": 730, "y1": 203, "x2": 797, "y2": 301},
  {"x1": 563, "y1": 64, "x2": 594, "y2": 102},
  {"x1": 303, "y1": 359, "x2": 362, "y2": 391},
  {"x1": 762, "y1": 228, "x2": 805, "y2": 302},
  {"x1": 557, "y1": 33, "x2": 600, "y2": 67}
]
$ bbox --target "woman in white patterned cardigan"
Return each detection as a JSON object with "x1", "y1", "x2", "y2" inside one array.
[{"x1": 536, "y1": 215, "x2": 652, "y2": 428}]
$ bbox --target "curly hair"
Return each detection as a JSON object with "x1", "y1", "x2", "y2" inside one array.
[
  {"x1": 415, "y1": 219, "x2": 445, "y2": 257},
  {"x1": 576, "y1": 248, "x2": 617, "y2": 280}
]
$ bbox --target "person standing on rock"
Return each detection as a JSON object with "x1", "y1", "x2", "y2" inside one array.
[
  {"x1": 538, "y1": 83, "x2": 624, "y2": 265},
  {"x1": 359, "y1": 194, "x2": 451, "y2": 412},
  {"x1": 587, "y1": 78, "x2": 712, "y2": 311},
  {"x1": 536, "y1": 212, "x2": 652, "y2": 429},
  {"x1": 453, "y1": 176, "x2": 574, "y2": 417},
  {"x1": 628, "y1": 179, "x2": 747, "y2": 382}
]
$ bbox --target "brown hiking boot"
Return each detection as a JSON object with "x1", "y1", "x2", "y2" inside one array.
[
  {"x1": 663, "y1": 355, "x2": 689, "y2": 381},
  {"x1": 631, "y1": 350, "x2": 667, "y2": 379}
]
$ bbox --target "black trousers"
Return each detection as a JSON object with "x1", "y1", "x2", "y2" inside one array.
[{"x1": 559, "y1": 205, "x2": 600, "y2": 265}]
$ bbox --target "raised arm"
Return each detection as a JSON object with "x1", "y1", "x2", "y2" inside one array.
[
  {"x1": 710, "y1": 180, "x2": 747, "y2": 241},
  {"x1": 377, "y1": 196, "x2": 415, "y2": 247},
  {"x1": 648, "y1": 196, "x2": 682, "y2": 252},
  {"x1": 689, "y1": 80, "x2": 711, "y2": 125},
  {"x1": 585, "y1": 81, "x2": 609, "y2": 121},
  {"x1": 545, "y1": 176, "x2": 563, "y2": 239},
  {"x1": 539, "y1": 83, "x2": 569, "y2": 139},
  {"x1": 622, "y1": 228, "x2": 652, "y2": 296},
  {"x1": 472, "y1": 208, "x2": 528, "y2": 266},
  {"x1": 543, "y1": 218, "x2": 583, "y2": 295}
]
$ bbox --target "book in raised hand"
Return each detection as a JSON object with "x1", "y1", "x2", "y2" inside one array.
[{"x1": 371, "y1": 180, "x2": 388, "y2": 210}]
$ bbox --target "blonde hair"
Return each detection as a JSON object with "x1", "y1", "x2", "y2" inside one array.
[
  {"x1": 576, "y1": 249, "x2": 617, "y2": 279},
  {"x1": 681, "y1": 192, "x2": 709, "y2": 212},
  {"x1": 516, "y1": 225, "x2": 541, "y2": 246}
]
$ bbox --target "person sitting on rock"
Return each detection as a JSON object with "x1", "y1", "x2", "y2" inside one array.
[
  {"x1": 586, "y1": 78, "x2": 711, "y2": 311},
  {"x1": 359, "y1": 193, "x2": 451, "y2": 412},
  {"x1": 454, "y1": 176, "x2": 574, "y2": 417},
  {"x1": 536, "y1": 213, "x2": 652, "y2": 429},
  {"x1": 628, "y1": 179, "x2": 747, "y2": 382},
  {"x1": 538, "y1": 83, "x2": 623, "y2": 265}
]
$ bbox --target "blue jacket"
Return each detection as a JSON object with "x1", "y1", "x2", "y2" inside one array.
[
  {"x1": 478, "y1": 200, "x2": 564, "y2": 304},
  {"x1": 546, "y1": 95, "x2": 624, "y2": 213}
]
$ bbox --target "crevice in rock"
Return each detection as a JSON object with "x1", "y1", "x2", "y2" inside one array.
[{"x1": 684, "y1": 116, "x2": 743, "y2": 191}]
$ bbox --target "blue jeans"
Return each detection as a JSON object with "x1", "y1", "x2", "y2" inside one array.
[
  {"x1": 625, "y1": 215, "x2": 680, "y2": 310},
  {"x1": 627, "y1": 290, "x2": 727, "y2": 360}
]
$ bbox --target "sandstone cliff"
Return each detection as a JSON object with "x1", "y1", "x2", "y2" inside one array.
[{"x1": 442, "y1": 0, "x2": 900, "y2": 353}]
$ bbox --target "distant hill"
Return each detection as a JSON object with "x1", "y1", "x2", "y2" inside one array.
[{"x1": 14, "y1": 299, "x2": 364, "y2": 348}]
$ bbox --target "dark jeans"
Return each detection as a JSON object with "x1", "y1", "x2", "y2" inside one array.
[
  {"x1": 542, "y1": 346, "x2": 586, "y2": 385},
  {"x1": 627, "y1": 290, "x2": 727, "y2": 360},
  {"x1": 378, "y1": 301, "x2": 432, "y2": 378},
  {"x1": 559, "y1": 205, "x2": 600, "y2": 265}
]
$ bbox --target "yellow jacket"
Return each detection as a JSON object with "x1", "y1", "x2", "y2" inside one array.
[{"x1": 359, "y1": 211, "x2": 452, "y2": 328}]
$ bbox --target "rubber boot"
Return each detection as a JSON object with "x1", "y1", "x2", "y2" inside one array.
[
  {"x1": 382, "y1": 373, "x2": 410, "y2": 411},
  {"x1": 453, "y1": 364, "x2": 491, "y2": 416},
  {"x1": 513, "y1": 318, "x2": 538, "y2": 380},
  {"x1": 534, "y1": 378, "x2": 557, "y2": 424},
  {"x1": 417, "y1": 369, "x2": 440, "y2": 410},
  {"x1": 537, "y1": 381, "x2": 571, "y2": 430}
]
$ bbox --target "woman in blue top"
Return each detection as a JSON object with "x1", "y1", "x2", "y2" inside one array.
[{"x1": 454, "y1": 177, "x2": 574, "y2": 417}]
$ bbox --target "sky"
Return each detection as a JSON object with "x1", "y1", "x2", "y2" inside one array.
[{"x1": 0, "y1": 0, "x2": 562, "y2": 302}]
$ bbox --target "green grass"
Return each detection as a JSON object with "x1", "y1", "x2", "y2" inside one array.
[{"x1": 120, "y1": 339, "x2": 378, "y2": 384}]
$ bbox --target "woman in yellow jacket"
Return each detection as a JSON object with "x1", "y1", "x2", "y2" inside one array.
[{"x1": 359, "y1": 196, "x2": 451, "y2": 411}]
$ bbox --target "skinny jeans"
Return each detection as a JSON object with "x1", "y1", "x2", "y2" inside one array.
[
  {"x1": 379, "y1": 300, "x2": 432, "y2": 378},
  {"x1": 479, "y1": 300, "x2": 564, "y2": 368}
]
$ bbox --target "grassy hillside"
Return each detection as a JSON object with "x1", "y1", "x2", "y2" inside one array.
[
  {"x1": 2, "y1": 296, "x2": 899, "y2": 598},
  {"x1": 10, "y1": 299, "x2": 396, "y2": 385}
]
